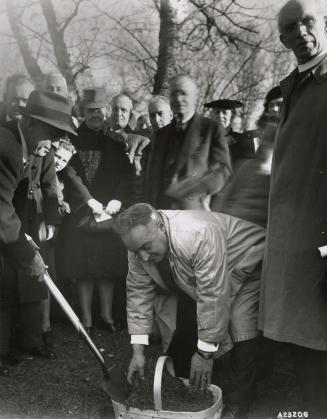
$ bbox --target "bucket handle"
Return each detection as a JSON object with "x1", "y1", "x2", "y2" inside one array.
[{"x1": 153, "y1": 355, "x2": 175, "y2": 411}]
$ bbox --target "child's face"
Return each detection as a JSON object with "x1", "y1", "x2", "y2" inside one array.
[{"x1": 54, "y1": 148, "x2": 73, "y2": 172}]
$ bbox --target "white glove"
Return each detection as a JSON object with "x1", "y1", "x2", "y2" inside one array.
[
  {"x1": 106, "y1": 199, "x2": 122, "y2": 215},
  {"x1": 46, "y1": 224, "x2": 55, "y2": 240},
  {"x1": 87, "y1": 198, "x2": 104, "y2": 215}
]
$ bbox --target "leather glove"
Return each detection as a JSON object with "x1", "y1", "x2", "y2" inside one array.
[
  {"x1": 46, "y1": 224, "x2": 56, "y2": 240},
  {"x1": 26, "y1": 252, "x2": 47, "y2": 281},
  {"x1": 190, "y1": 351, "x2": 213, "y2": 390}
]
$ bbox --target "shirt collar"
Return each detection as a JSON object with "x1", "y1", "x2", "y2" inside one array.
[
  {"x1": 298, "y1": 50, "x2": 327, "y2": 73},
  {"x1": 174, "y1": 111, "x2": 195, "y2": 125},
  {"x1": 18, "y1": 121, "x2": 29, "y2": 164}
]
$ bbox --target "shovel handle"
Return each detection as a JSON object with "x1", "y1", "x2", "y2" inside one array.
[{"x1": 43, "y1": 271, "x2": 105, "y2": 367}]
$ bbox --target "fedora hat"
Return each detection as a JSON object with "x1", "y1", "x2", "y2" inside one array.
[
  {"x1": 81, "y1": 88, "x2": 107, "y2": 109},
  {"x1": 18, "y1": 90, "x2": 77, "y2": 136}
]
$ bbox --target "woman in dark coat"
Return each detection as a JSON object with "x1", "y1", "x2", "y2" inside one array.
[{"x1": 66, "y1": 99, "x2": 137, "y2": 334}]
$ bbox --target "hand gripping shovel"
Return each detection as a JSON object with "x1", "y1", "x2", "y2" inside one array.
[{"x1": 42, "y1": 270, "x2": 131, "y2": 402}]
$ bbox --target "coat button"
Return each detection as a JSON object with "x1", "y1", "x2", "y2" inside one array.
[
  {"x1": 319, "y1": 170, "x2": 324, "y2": 174},
  {"x1": 188, "y1": 195, "x2": 193, "y2": 200}
]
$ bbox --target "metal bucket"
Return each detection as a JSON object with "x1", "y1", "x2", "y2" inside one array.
[{"x1": 111, "y1": 356, "x2": 222, "y2": 419}]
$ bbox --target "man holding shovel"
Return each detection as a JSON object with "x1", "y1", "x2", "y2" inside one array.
[
  {"x1": 114, "y1": 203, "x2": 265, "y2": 419},
  {"x1": 0, "y1": 90, "x2": 76, "y2": 371}
]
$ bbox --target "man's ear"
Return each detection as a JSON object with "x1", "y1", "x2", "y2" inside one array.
[
  {"x1": 280, "y1": 33, "x2": 290, "y2": 49},
  {"x1": 156, "y1": 218, "x2": 166, "y2": 232}
]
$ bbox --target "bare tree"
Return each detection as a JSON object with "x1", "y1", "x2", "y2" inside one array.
[{"x1": 6, "y1": 0, "x2": 43, "y2": 84}]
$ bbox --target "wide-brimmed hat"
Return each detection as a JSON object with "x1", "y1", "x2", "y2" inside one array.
[
  {"x1": 81, "y1": 88, "x2": 107, "y2": 109},
  {"x1": 18, "y1": 90, "x2": 77, "y2": 135},
  {"x1": 204, "y1": 99, "x2": 243, "y2": 110}
]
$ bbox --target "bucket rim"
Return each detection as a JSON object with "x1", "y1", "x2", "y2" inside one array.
[{"x1": 111, "y1": 383, "x2": 222, "y2": 416}]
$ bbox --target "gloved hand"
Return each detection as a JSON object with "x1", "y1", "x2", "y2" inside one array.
[
  {"x1": 190, "y1": 351, "x2": 213, "y2": 390},
  {"x1": 106, "y1": 199, "x2": 122, "y2": 215},
  {"x1": 87, "y1": 198, "x2": 104, "y2": 216},
  {"x1": 127, "y1": 345, "x2": 146, "y2": 384},
  {"x1": 46, "y1": 224, "x2": 56, "y2": 240},
  {"x1": 26, "y1": 252, "x2": 48, "y2": 281}
]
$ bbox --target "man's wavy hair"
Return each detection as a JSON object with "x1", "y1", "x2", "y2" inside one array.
[{"x1": 114, "y1": 203, "x2": 157, "y2": 236}]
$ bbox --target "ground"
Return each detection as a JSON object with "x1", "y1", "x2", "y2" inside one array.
[{"x1": 0, "y1": 319, "x2": 302, "y2": 419}]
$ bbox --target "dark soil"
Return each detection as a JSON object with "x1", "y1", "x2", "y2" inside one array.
[
  {"x1": 125, "y1": 354, "x2": 213, "y2": 412},
  {"x1": 0, "y1": 318, "x2": 302, "y2": 419}
]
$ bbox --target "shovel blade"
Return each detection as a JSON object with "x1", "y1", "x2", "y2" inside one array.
[{"x1": 101, "y1": 365, "x2": 131, "y2": 403}]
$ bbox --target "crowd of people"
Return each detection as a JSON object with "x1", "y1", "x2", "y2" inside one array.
[{"x1": 1, "y1": 0, "x2": 327, "y2": 418}]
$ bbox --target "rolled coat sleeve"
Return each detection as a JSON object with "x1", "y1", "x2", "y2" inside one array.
[
  {"x1": 191, "y1": 225, "x2": 231, "y2": 344},
  {"x1": 127, "y1": 251, "x2": 156, "y2": 336}
]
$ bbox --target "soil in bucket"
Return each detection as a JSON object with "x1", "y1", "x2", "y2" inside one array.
[{"x1": 125, "y1": 354, "x2": 214, "y2": 412}]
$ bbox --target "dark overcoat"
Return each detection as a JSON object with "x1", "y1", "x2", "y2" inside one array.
[
  {"x1": 64, "y1": 123, "x2": 135, "y2": 280},
  {"x1": 146, "y1": 113, "x2": 231, "y2": 210},
  {"x1": 259, "y1": 56, "x2": 327, "y2": 350},
  {"x1": 0, "y1": 122, "x2": 59, "y2": 302}
]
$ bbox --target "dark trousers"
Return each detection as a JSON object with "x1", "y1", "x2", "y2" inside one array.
[
  {"x1": 0, "y1": 264, "x2": 42, "y2": 355},
  {"x1": 166, "y1": 288, "x2": 258, "y2": 406},
  {"x1": 167, "y1": 289, "x2": 197, "y2": 377},
  {"x1": 289, "y1": 343, "x2": 327, "y2": 419}
]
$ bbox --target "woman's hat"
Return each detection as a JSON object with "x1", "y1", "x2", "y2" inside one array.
[
  {"x1": 81, "y1": 88, "x2": 107, "y2": 109},
  {"x1": 18, "y1": 90, "x2": 77, "y2": 135},
  {"x1": 204, "y1": 99, "x2": 243, "y2": 110}
]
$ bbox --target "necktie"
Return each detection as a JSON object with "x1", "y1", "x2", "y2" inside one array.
[{"x1": 156, "y1": 257, "x2": 179, "y2": 292}]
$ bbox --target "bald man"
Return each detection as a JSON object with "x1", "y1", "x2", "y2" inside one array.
[
  {"x1": 146, "y1": 74, "x2": 231, "y2": 211},
  {"x1": 42, "y1": 72, "x2": 68, "y2": 97},
  {"x1": 259, "y1": 1, "x2": 327, "y2": 417}
]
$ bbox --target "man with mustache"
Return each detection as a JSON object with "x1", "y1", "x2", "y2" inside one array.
[{"x1": 259, "y1": 1, "x2": 327, "y2": 417}]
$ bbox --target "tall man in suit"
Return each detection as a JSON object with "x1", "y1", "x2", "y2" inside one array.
[
  {"x1": 0, "y1": 90, "x2": 77, "y2": 370},
  {"x1": 259, "y1": 1, "x2": 327, "y2": 417},
  {"x1": 146, "y1": 74, "x2": 231, "y2": 210}
]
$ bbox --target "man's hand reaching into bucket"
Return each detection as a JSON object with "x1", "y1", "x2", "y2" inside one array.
[
  {"x1": 127, "y1": 344, "x2": 146, "y2": 384},
  {"x1": 190, "y1": 350, "x2": 213, "y2": 390}
]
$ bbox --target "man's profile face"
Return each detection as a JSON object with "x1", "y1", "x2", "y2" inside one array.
[
  {"x1": 5, "y1": 81, "x2": 34, "y2": 121},
  {"x1": 110, "y1": 96, "x2": 132, "y2": 131},
  {"x1": 148, "y1": 100, "x2": 173, "y2": 131},
  {"x1": 279, "y1": 0, "x2": 327, "y2": 64},
  {"x1": 211, "y1": 108, "x2": 232, "y2": 129},
  {"x1": 84, "y1": 107, "x2": 106, "y2": 131},
  {"x1": 121, "y1": 221, "x2": 169, "y2": 263},
  {"x1": 170, "y1": 77, "x2": 197, "y2": 119},
  {"x1": 26, "y1": 119, "x2": 63, "y2": 155}
]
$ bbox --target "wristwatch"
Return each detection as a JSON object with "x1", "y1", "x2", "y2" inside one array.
[{"x1": 196, "y1": 349, "x2": 214, "y2": 360}]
